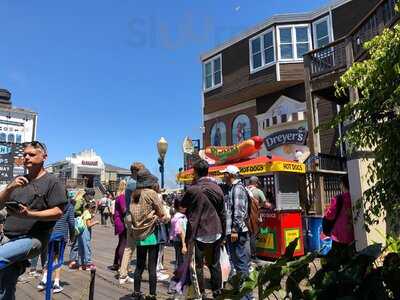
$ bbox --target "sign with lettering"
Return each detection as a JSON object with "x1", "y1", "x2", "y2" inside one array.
[
  {"x1": 0, "y1": 143, "x2": 14, "y2": 182},
  {"x1": 264, "y1": 128, "x2": 308, "y2": 151},
  {"x1": 81, "y1": 160, "x2": 98, "y2": 166},
  {"x1": 284, "y1": 228, "x2": 301, "y2": 250}
]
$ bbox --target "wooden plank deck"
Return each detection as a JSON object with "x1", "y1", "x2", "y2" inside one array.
[{"x1": 16, "y1": 224, "x2": 179, "y2": 300}]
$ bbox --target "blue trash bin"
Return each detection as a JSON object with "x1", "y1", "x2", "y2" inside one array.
[{"x1": 304, "y1": 216, "x2": 332, "y2": 254}]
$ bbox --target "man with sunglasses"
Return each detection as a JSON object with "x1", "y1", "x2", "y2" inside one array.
[{"x1": 0, "y1": 141, "x2": 67, "y2": 299}]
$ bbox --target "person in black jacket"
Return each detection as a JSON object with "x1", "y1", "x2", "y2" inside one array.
[{"x1": 181, "y1": 159, "x2": 225, "y2": 299}]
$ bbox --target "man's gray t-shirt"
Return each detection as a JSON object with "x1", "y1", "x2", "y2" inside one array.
[{"x1": 4, "y1": 173, "x2": 67, "y2": 239}]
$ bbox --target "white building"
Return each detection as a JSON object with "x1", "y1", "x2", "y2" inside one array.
[
  {"x1": 0, "y1": 89, "x2": 38, "y2": 184},
  {"x1": 47, "y1": 149, "x2": 130, "y2": 188},
  {"x1": 0, "y1": 89, "x2": 37, "y2": 144}
]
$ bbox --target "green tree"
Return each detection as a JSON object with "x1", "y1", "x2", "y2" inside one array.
[{"x1": 331, "y1": 4, "x2": 400, "y2": 233}]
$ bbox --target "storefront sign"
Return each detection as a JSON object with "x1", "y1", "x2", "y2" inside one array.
[
  {"x1": 264, "y1": 128, "x2": 308, "y2": 151},
  {"x1": 81, "y1": 160, "x2": 98, "y2": 166},
  {"x1": 182, "y1": 137, "x2": 194, "y2": 154},
  {"x1": 177, "y1": 160, "x2": 306, "y2": 183},
  {"x1": 284, "y1": 228, "x2": 301, "y2": 250}
]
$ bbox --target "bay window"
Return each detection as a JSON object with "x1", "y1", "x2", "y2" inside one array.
[
  {"x1": 249, "y1": 28, "x2": 275, "y2": 72},
  {"x1": 277, "y1": 25, "x2": 311, "y2": 61},
  {"x1": 313, "y1": 16, "x2": 332, "y2": 48}
]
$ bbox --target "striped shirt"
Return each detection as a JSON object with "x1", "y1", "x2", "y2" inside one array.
[{"x1": 53, "y1": 201, "x2": 75, "y2": 242}]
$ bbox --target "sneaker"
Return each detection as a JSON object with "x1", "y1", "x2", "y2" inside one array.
[
  {"x1": 52, "y1": 283, "x2": 63, "y2": 293},
  {"x1": 157, "y1": 272, "x2": 169, "y2": 281},
  {"x1": 28, "y1": 270, "x2": 40, "y2": 278},
  {"x1": 37, "y1": 281, "x2": 46, "y2": 291},
  {"x1": 68, "y1": 261, "x2": 79, "y2": 270},
  {"x1": 119, "y1": 276, "x2": 134, "y2": 285},
  {"x1": 82, "y1": 264, "x2": 96, "y2": 271},
  {"x1": 131, "y1": 292, "x2": 144, "y2": 300}
]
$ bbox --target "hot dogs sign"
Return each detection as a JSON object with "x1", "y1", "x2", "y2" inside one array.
[{"x1": 204, "y1": 136, "x2": 264, "y2": 164}]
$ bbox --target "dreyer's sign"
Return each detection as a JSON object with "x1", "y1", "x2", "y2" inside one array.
[{"x1": 264, "y1": 128, "x2": 308, "y2": 151}]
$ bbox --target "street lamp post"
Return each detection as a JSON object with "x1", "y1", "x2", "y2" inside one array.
[{"x1": 157, "y1": 137, "x2": 168, "y2": 189}]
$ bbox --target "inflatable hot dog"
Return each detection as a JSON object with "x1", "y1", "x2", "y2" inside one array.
[{"x1": 205, "y1": 136, "x2": 264, "y2": 164}]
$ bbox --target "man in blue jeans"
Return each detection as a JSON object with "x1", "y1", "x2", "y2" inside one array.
[
  {"x1": 0, "y1": 141, "x2": 67, "y2": 299},
  {"x1": 222, "y1": 165, "x2": 252, "y2": 300}
]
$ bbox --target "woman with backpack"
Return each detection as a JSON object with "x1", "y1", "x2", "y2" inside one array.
[{"x1": 130, "y1": 169, "x2": 166, "y2": 300}]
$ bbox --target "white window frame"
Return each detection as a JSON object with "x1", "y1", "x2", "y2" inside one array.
[
  {"x1": 312, "y1": 15, "x2": 333, "y2": 49},
  {"x1": 249, "y1": 27, "x2": 276, "y2": 74},
  {"x1": 203, "y1": 54, "x2": 223, "y2": 92},
  {"x1": 277, "y1": 24, "x2": 312, "y2": 62}
]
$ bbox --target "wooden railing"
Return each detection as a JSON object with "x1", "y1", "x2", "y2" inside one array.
[
  {"x1": 308, "y1": 38, "x2": 347, "y2": 78},
  {"x1": 306, "y1": 0, "x2": 399, "y2": 79}
]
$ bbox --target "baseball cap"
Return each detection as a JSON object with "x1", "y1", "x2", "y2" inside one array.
[{"x1": 220, "y1": 165, "x2": 240, "y2": 175}]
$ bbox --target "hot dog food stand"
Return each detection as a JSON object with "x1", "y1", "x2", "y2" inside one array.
[{"x1": 177, "y1": 136, "x2": 306, "y2": 259}]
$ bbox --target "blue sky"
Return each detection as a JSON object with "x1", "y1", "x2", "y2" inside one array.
[{"x1": 0, "y1": 0, "x2": 329, "y2": 187}]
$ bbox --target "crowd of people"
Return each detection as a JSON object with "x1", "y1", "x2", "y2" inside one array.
[{"x1": 0, "y1": 141, "x2": 355, "y2": 300}]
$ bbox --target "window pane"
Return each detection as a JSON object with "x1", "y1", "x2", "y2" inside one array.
[
  {"x1": 279, "y1": 28, "x2": 292, "y2": 43},
  {"x1": 263, "y1": 32, "x2": 273, "y2": 48},
  {"x1": 280, "y1": 44, "x2": 293, "y2": 59},
  {"x1": 252, "y1": 52, "x2": 262, "y2": 69},
  {"x1": 213, "y1": 57, "x2": 221, "y2": 71},
  {"x1": 214, "y1": 71, "x2": 221, "y2": 85},
  {"x1": 251, "y1": 38, "x2": 261, "y2": 53},
  {"x1": 16, "y1": 134, "x2": 22, "y2": 143},
  {"x1": 205, "y1": 75, "x2": 212, "y2": 89},
  {"x1": 296, "y1": 27, "x2": 309, "y2": 43},
  {"x1": 272, "y1": 116, "x2": 278, "y2": 125},
  {"x1": 281, "y1": 114, "x2": 287, "y2": 123},
  {"x1": 264, "y1": 47, "x2": 274, "y2": 64},
  {"x1": 316, "y1": 21, "x2": 328, "y2": 39},
  {"x1": 205, "y1": 62, "x2": 212, "y2": 76},
  {"x1": 0, "y1": 133, "x2": 5, "y2": 142},
  {"x1": 297, "y1": 42, "x2": 309, "y2": 58},
  {"x1": 317, "y1": 36, "x2": 330, "y2": 48}
]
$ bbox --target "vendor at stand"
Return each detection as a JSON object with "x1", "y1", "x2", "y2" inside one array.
[{"x1": 247, "y1": 176, "x2": 273, "y2": 209}]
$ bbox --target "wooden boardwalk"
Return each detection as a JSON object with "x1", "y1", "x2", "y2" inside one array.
[{"x1": 16, "y1": 224, "x2": 178, "y2": 300}]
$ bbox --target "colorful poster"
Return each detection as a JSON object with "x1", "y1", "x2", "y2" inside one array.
[
  {"x1": 256, "y1": 228, "x2": 277, "y2": 252},
  {"x1": 232, "y1": 114, "x2": 251, "y2": 144},
  {"x1": 210, "y1": 122, "x2": 226, "y2": 146}
]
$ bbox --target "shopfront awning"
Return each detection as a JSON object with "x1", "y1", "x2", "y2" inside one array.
[{"x1": 177, "y1": 156, "x2": 306, "y2": 183}]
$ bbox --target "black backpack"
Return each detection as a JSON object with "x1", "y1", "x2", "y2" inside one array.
[{"x1": 322, "y1": 194, "x2": 344, "y2": 236}]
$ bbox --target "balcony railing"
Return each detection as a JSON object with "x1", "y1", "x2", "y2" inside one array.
[
  {"x1": 306, "y1": 0, "x2": 399, "y2": 79},
  {"x1": 308, "y1": 38, "x2": 347, "y2": 78}
]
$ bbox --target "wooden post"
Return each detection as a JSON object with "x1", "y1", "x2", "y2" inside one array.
[
  {"x1": 89, "y1": 269, "x2": 96, "y2": 300},
  {"x1": 304, "y1": 54, "x2": 324, "y2": 215}
]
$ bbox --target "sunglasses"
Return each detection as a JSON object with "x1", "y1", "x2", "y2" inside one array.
[{"x1": 24, "y1": 141, "x2": 48, "y2": 154}]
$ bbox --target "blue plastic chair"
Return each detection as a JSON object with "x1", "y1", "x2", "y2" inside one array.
[{"x1": 45, "y1": 233, "x2": 66, "y2": 300}]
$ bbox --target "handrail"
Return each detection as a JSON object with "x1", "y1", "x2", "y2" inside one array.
[{"x1": 306, "y1": 36, "x2": 347, "y2": 56}]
